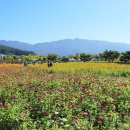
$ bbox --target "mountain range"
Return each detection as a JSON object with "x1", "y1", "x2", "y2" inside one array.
[{"x1": 0, "y1": 38, "x2": 130, "y2": 56}]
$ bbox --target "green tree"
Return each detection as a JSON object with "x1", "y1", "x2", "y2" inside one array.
[
  {"x1": 38, "y1": 55, "x2": 47, "y2": 63},
  {"x1": 80, "y1": 53, "x2": 92, "y2": 62},
  {"x1": 3, "y1": 55, "x2": 14, "y2": 63},
  {"x1": 0, "y1": 45, "x2": 35, "y2": 55},
  {"x1": 61, "y1": 56, "x2": 69, "y2": 62},
  {"x1": 120, "y1": 51, "x2": 130, "y2": 63},
  {"x1": 101, "y1": 50, "x2": 120, "y2": 62},
  {"x1": 47, "y1": 54, "x2": 58, "y2": 61}
]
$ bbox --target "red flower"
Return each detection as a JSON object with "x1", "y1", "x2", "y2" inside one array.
[
  {"x1": 19, "y1": 118, "x2": 24, "y2": 122},
  {"x1": 0, "y1": 103, "x2": 3, "y2": 107},
  {"x1": 83, "y1": 112, "x2": 89, "y2": 116},
  {"x1": 98, "y1": 116, "x2": 104, "y2": 121},
  {"x1": 11, "y1": 95, "x2": 16, "y2": 99},
  {"x1": 69, "y1": 94, "x2": 74, "y2": 98},
  {"x1": 97, "y1": 120, "x2": 102, "y2": 124},
  {"x1": 24, "y1": 105, "x2": 29, "y2": 109},
  {"x1": 80, "y1": 83, "x2": 88, "y2": 87},
  {"x1": 43, "y1": 111, "x2": 49, "y2": 116},
  {"x1": 3, "y1": 105, "x2": 8, "y2": 109},
  {"x1": 18, "y1": 98, "x2": 22, "y2": 101},
  {"x1": 104, "y1": 101, "x2": 108, "y2": 106},
  {"x1": 78, "y1": 97, "x2": 81, "y2": 101},
  {"x1": 88, "y1": 94, "x2": 93, "y2": 97},
  {"x1": 67, "y1": 103, "x2": 71, "y2": 107},
  {"x1": 71, "y1": 102, "x2": 76, "y2": 107},
  {"x1": 98, "y1": 103, "x2": 104, "y2": 109},
  {"x1": 37, "y1": 95, "x2": 42, "y2": 100}
]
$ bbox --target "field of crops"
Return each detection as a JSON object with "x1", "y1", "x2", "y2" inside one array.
[{"x1": 0, "y1": 63, "x2": 130, "y2": 130}]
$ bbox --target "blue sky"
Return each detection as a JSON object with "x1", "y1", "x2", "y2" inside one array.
[{"x1": 0, "y1": 0, "x2": 130, "y2": 44}]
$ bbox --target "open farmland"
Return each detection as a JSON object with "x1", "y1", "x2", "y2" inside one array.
[{"x1": 0, "y1": 63, "x2": 130, "y2": 130}]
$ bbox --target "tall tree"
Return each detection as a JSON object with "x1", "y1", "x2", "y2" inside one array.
[
  {"x1": 80, "y1": 53, "x2": 92, "y2": 62},
  {"x1": 3, "y1": 55, "x2": 14, "y2": 63},
  {"x1": 120, "y1": 51, "x2": 130, "y2": 63},
  {"x1": 61, "y1": 56, "x2": 69, "y2": 62},
  {"x1": 47, "y1": 54, "x2": 58, "y2": 61},
  {"x1": 101, "y1": 50, "x2": 120, "y2": 62}
]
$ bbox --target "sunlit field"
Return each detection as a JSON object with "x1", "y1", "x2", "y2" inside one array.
[{"x1": 0, "y1": 63, "x2": 130, "y2": 130}]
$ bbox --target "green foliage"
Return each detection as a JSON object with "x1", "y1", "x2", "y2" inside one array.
[
  {"x1": 47, "y1": 54, "x2": 58, "y2": 61},
  {"x1": 120, "y1": 51, "x2": 130, "y2": 63},
  {"x1": 101, "y1": 50, "x2": 120, "y2": 62},
  {"x1": 0, "y1": 45, "x2": 35, "y2": 55},
  {"x1": 3, "y1": 55, "x2": 14, "y2": 63},
  {"x1": 0, "y1": 63, "x2": 130, "y2": 129},
  {"x1": 80, "y1": 53, "x2": 92, "y2": 61},
  {"x1": 61, "y1": 56, "x2": 69, "y2": 62}
]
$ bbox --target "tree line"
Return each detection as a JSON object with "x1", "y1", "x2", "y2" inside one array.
[
  {"x1": 0, "y1": 50, "x2": 130, "y2": 64},
  {"x1": 0, "y1": 45, "x2": 35, "y2": 55}
]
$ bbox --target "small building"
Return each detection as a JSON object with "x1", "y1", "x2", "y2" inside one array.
[
  {"x1": 0, "y1": 54, "x2": 5, "y2": 60},
  {"x1": 69, "y1": 58, "x2": 81, "y2": 62},
  {"x1": 90, "y1": 58, "x2": 102, "y2": 62},
  {"x1": 69, "y1": 58, "x2": 76, "y2": 62}
]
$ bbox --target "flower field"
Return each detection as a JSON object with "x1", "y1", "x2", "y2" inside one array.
[{"x1": 0, "y1": 63, "x2": 130, "y2": 130}]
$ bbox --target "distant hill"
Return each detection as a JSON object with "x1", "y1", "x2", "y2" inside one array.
[
  {"x1": 0, "y1": 38, "x2": 130, "y2": 55},
  {"x1": 0, "y1": 45, "x2": 35, "y2": 55},
  {"x1": 0, "y1": 40, "x2": 32, "y2": 50}
]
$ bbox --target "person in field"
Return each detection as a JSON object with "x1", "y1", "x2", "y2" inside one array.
[
  {"x1": 47, "y1": 60, "x2": 53, "y2": 67},
  {"x1": 50, "y1": 62, "x2": 53, "y2": 67},
  {"x1": 47, "y1": 60, "x2": 50, "y2": 67},
  {"x1": 24, "y1": 61, "x2": 28, "y2": 67}
]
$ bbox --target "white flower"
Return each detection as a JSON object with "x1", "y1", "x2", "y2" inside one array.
[
  {"x1": 64, "y1": 124, "x2": 69, "y2": 127},
  {"x1": 62, "y1": 118, "x2": 67, "y2": 122},
  {"x1": 55, "y1": 111, "x2": 59, "y2": 114},
  {"x1": 60, "y1": 122, "x2": 64, "y2": 125},
  {"x1": 50, "y1": 120, "x2": 54, "y2": 123}
]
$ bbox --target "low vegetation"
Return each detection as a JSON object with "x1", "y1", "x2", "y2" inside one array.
[{"x1": 0, "y1": 63, "x2": 130, "y2": 129}]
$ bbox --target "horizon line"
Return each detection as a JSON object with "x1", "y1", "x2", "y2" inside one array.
[{"x1": 0, "y1": 38, "x2": 130, "y2": 45}]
